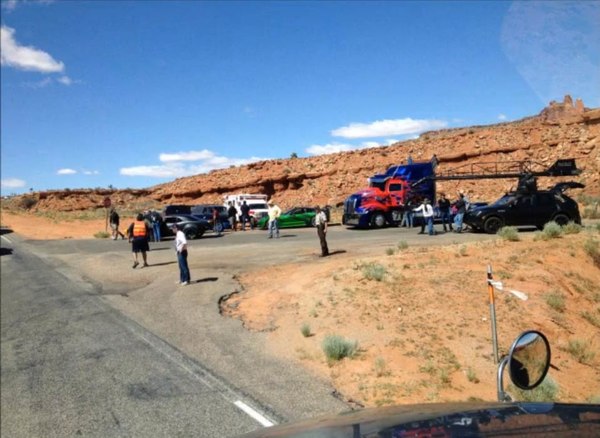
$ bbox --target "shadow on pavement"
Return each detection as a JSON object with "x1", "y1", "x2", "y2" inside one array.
[
  {"x1": 145, "y1": 261, "x2": 177, "y2": 267},
  {"x1": 194, "y1": 277, "x2": 218, "y2": 283}
]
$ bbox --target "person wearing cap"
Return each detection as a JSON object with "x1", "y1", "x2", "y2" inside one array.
[
  {"x1": 267, "y1": 199, "x2": 281, "y2": 239},
  {"x1": 173, "y1": 224, "x2": 191, "y2": 286},
  {"x1": 413, "y1": 198, "x2": 435, "y2": 236},
  {"x1": 314, "y1": 206, "x2": 329, "y2": 257}
]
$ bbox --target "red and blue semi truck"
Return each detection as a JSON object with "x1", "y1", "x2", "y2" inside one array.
[{"x1": 342, "y1": 160, "x2": 436, "y2": 228}]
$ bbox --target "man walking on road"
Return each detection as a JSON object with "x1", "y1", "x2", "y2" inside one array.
[
  {"x1": 109, "y1": 208, "x2": 125, "y2": 240},
  {"x1": 315, "y1": 206, "x2": 329, "y2": 257},
  {"x1": 267, "y1": 200, "x2": 281, "y2": 239},
  {"x1": 173, "y1": 224, "x2": 191, "y2": 286},
  {"x1": 240, "y1": 201, "x2": 252, "y2": 231}
]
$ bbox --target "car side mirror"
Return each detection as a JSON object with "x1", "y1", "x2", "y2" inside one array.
[{"x1": 497, "y1": 330, "x2": 551, "y2": 401}]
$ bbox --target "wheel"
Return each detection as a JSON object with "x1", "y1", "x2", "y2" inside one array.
[
  {"x1": 552, "y1": 213, "x2": 570, "y2": 226},
  {"x1": 371, "y1": 213, "x2": 386, "y2": 229},
  {"x1": 184, "y1": 228, "x2": 198, "y2": 240},
  {"x1": 215, "y1": 222, "x2": 224, "y2": 233},
  {"x1": 310, "y1": 216, "x2": 317, "y2": 227},
  {"x1": 483, "y1": 216, "x2": 504, "y2": 234}
]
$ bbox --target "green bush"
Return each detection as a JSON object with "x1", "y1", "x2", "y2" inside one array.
[
  {"x1": 583, "y1": 203, "x2": 600, "y2": 219},
  {"x1": 562, "y1": 221, "x2": 582, "y2": 234},
  {"x1": 322, "y1": 335, "x2": 358, "y2": 361},
  {"x1": 94, "y1": 231, "x2": 111, "y2": 239},
  {"x1": 385, "y1": 247, "x2": 395, "y2": 256},
  {"x1": 564, "y1": 339, "x2": 596, "y2": 364},
  {"x1": 397, "y1": 241, "x2": 408, "y2": 250},
  {"x1": 510, "y1": 375, "x2": 559, "y2": 402},
  {"x1": 542, "y1": 221, "x2": 563, "y2": 239},
  {"x1": 19, "y1": 196, "x2": 37, "y2": 210},
  {"x1": 545, "y1": 291, "x2": 566, "y2": 312},
  {"x1": 584, "y1": 238, "x2": 600, "y2": 267},
  {"x1": 497, "y1": 226, "x2": 520, "y2": 241},
  {"x1": 300, "y1": 323, "x2": 311, "y2": 337},
  {"x1": 362, "y1": 263, "x2": 387, "y2": 282}
]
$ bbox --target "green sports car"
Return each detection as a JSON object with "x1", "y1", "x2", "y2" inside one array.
[{"x1": 257, "y1": 207, "x2": 317, "y2": 229}]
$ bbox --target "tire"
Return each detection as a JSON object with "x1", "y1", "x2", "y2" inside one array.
[
  {"x1": 184, "y1": 228, "x2": 198, "y2": 240},
  {"x1": 371, "y1": 213, "x2": 386, "y2": 229},
  {"x1": 310, "y1": 216, "x2": 317, "y2": 227},
  {"x1": 552, "y1": 213, "x2": 570, "y2": 226},
  {"x1": 483, "y1": 216, "x2": 504, "y2": 234}
]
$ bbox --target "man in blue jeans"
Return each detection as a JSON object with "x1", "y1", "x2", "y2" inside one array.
[
  {"x1": 453, "y1": 192, "x2": 467, "y2": 233},
  {"x1": 173, "y1": 224, "x2": 190, "y2": 286},
  {"x1": 267, "y1": 200, "x2": 281, "y2": 239},
  {"x1": 437, "y1": 193, "x2": 453, "y2": 232},
  {"x1": 413, "y1": 198, "x2": 435, "y2": 235}
]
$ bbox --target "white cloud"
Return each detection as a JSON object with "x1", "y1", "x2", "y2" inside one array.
[
  {"x1": 57, "y1": 168, "x2": 76, "y2": 175},
  {"x1": 498, "y1": 114, "x2": 507, "y2": 121},
  {"x1": 305, "y1": 143, "x2": 354, "y2": 156},
  {"x1": 305, "y1": 139, "x2": 397, "y2": 156},
  {"x1": 121, "y1": 150, "x2": 269, "y2": 178},
  {"x1": 57, "y1": 76, "x2": 72, "y2": 85},
  {"x1": 159, "y1": 149, "x2": 215, "y2": 162},
  {"x1": 1, "y1": 178, "x2": 26, "y2": 189},
  {"x1": 331, "y1": 118, "x2": 448, "y2": 139},
  {"x1": 82, "y1": 170, "x2": 99, "y2": 175},
  {"x1": 1, "y1": 25, "x2": 65, "y2": 73}
]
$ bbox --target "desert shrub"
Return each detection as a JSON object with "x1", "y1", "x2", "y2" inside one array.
[
  {"x1": 94, "y1": 231, "x2": 110, "y2": 239},
  {"x1": 583, "y1": 203, "x2": 600, "y2": 219},
  {"x1": 584, "y1": 238, "x2": 600, "y2": 267},
  {"x1": 466, "y1": 368, "x2": 480, "y2": 383},
  {"x1": 362, "y1": 263, "x2": 387, "y2": 282},
  {"x1": 581, "y1": 310, "x2": 600, "y2": 329},
  {"x1": 545, "y1": 291, "x2": 566, "y2": 312},
  {"x1": 510, "y1": 375, "x2": 559, "y2": 402},
  {"x1": 397, "y1": 240, "x2": 408, "y2": 250},
  {"x1": 562, "y1": 221, "x2": 582, "y2": 234},
  {"x1": 458, "y1": 245, "x2": 468, "y2": 256},
  {"x1": 564, "y1": 339, "x2": 596, "y2": 364},
  {"x1": 374, "y1": 357, "x2": 388, "y2": 377},
  {"x1": 385, "y1": 247, "x2": 395, "y2": 256},
  {"x1": 322, "y1": 335, "x2": 358, "y2": 361},
  {"x1": 542, "y1": 221, "x2": 563, "y2": 239},
  {"x1": 300, "y1": 323, "x2": 311, "y2": 337},
  {"x1": 19, "y1": 196, "x2": 37, "y2": 210},
  {"x1": 497, "y1": 226, "x2": 520, "y2": 241}
]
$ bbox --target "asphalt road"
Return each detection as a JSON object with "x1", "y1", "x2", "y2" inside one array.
[{"x1": 1, "y1": 225, "x2": 497, "y2": 437}]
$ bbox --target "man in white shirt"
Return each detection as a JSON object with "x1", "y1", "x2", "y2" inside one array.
[
  {"x1": 173, "y1": 224, "x2": 191, "y2": 285},
  {"x1": 314, "y1": 206, "x2": 329, "y2": 257},
  {"x1": 413, "y1": 198, "x2": 436, "y2": 236},
  {"x1": 267, "y1": 200, "x2": 281, "y2": 239}
]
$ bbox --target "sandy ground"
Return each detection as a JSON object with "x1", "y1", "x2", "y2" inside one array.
[{"x1": 2, "y1": 211, "x2": 599, "y2": 406}]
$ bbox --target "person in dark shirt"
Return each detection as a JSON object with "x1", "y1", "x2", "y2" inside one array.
[
  {"x1": 437, "y1": 193, "x2": 453, "y2": 232},
  {"x1": 109, "y1": 208, "x2": 125, "y2": 240},
  {"x1": 453, "y1": 192, "x2": 467, "y2": 233},
  {"x1": 227, "y1": 202, "x2": 238, "y2": 232},
  {"x1": 240, "y1": 201, "x2": 252, "y2": 231}
]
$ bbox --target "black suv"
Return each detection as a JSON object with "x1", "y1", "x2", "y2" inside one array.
[{"x1": 465, "y1": 182, "x2": 584, "y2": 234}]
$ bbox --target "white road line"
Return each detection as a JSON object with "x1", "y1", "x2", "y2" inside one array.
[
  {"x1": 1, "y1": 235, "x2": 12, "y2": 244},
  {"x1": 234, "y1": 400, "x2": 275, "y2": 427}
]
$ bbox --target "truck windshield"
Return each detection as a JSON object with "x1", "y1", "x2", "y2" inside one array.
[
  {"x1": 369, "y1": 181, "x2": 386, "y2": 191},
  {"x1": 249, "y1": 203, "x2": 268, "y2": 210},
  {"x1": 492, "y1": 195, "x2": 516, "y2": 206}
]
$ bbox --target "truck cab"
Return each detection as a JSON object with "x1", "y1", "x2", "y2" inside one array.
[{"x1": 343, "y1": 161, "x2": 436, "y2": 228}]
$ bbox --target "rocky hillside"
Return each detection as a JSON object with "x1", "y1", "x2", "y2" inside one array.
[{"x1": 6, "y1": 96, "x2": 600, "y2": 213}]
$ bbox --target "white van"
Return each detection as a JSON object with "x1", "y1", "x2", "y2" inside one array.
[{"x1": 223, "y1": 194, "x2": 269, "y2": 226}]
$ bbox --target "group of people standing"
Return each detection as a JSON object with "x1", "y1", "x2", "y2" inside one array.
[
  {"x1": 222, "y1": 201, "x2": 253, "y2": 233},
  {"x1": 410, "y1": 191, "x2": 470, "y2": 236}
]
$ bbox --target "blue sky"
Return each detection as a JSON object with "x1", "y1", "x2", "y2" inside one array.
[{"x1": 1, "y1": 0, "x2": 599, "y2": 195}]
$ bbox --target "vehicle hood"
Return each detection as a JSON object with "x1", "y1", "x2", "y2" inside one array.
[{"x1": 239, "y1": 402, "x2": 599, "y2": 437}]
